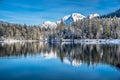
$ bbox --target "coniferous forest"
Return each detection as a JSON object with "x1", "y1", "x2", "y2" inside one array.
[{"x1": 0, "y1": 16, "x2": 120, "y2": 41}]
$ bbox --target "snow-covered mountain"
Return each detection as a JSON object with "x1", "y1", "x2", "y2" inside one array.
[
  {"x1": 2, "y1": 9, "x2": 120, "y2": 28},
  {"x1": 41, "y1": 13, "x2": 100, "y2": 28},
  {"x1": 88, "y1": 13, "x2": 100, "y2": 19},
  {"x1": 41, "y1": 21, "x2": 57, "y2": 29},
  {"x1": 62, "y1": 13, "x2": 85, "y2": 25},
  {"x1": 41, "y1": 13, "x2": 85, "y2": 28}
]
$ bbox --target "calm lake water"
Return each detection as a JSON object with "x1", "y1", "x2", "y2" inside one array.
[{"x1": 0, "y1": 42, "x2": 120, "y2": 80}]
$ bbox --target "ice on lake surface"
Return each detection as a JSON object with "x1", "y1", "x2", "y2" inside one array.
[{"x1": 0, "y1": 42, "x2": 120, "y2": 80}]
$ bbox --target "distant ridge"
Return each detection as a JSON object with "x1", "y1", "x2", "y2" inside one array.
[{"x1": 101, "y1": 9, "x2": 120, "y2": 18}]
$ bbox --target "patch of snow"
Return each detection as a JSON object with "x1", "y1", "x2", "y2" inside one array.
[
  {"x1": 2, "y1": 39, "x2": 40, "y2": 44},
  {"x1": 62, "y1": 15, "x2": 71, "y2": 21},
  {"x1": 52, "y1": 39, "x2": 120, "y2": 44},
  {"x1": 71, "y1": 13, "x2": 85, "y2": 22},
  {"x1": 41, "y1": 21, "x2": 57, "y2": 29},
  {"x1": 88, "y1": 13, "x2": 100, "y2": 19},
  {"x1": 56, "y1": 20, "x2": 61, "y2": 24}
]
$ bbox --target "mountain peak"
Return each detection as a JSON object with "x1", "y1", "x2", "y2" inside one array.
[
  {"x1": 62, "y1": 15, "x2": 71, "y2": 21},
  {"x1": 62, "y1": 13, "x2": 85, "y2": 25},
  {"x1": 71, "y1": 13, "x2": 85, "y2": 22}
]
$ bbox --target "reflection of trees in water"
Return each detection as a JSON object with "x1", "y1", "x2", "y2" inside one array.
[
  {"x1": 0, "y1": 42, "x2": 120, "y2": 68},
  {"x1": 0, "y1": 42, "x2": 49, "y2": 57}
]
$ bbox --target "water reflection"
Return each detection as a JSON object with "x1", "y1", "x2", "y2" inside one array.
[{"x1": 0, "y1": 42, "x2": 120, "y2": 69}]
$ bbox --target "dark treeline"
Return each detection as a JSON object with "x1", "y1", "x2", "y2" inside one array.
[
  {"x1": 101, "y1": 9, "x2": 120, "y2": 18},
  {"x1": 0, "y1": 16, "x2": 120, "y2": 40}
]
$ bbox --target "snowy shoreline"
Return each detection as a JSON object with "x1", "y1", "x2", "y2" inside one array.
[
  {"x1": 0, "y1": 39, "x2": 120, "y2": 44},
  {"x1": 49, "y1": 39, "x2": 120, "y2": 44},
  {"x1": 0, "y1": 39, "x2": 47, "y2": 44}
]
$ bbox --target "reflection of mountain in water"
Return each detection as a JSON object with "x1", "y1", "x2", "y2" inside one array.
[{"x1": 0, "y1": 42, "x2": 120, "y2": 68}]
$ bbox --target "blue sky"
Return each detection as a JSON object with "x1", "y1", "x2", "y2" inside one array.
[{"x1": 0, "y1": 0, "x2": 120, "y2": 25}]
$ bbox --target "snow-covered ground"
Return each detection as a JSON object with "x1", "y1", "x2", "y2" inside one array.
[
  {"x1": 50, "y1": 39, "x2": 120, "y2": 44},
  {"x1": 1, "y1": 39, "x2": 120, "y2": 44},
  {"x1": 0, "y1": 39, "x2": 44, "y2": 44},
  {"x1": 74, "y1": 39, "x2": 120, "y2": 44}
]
